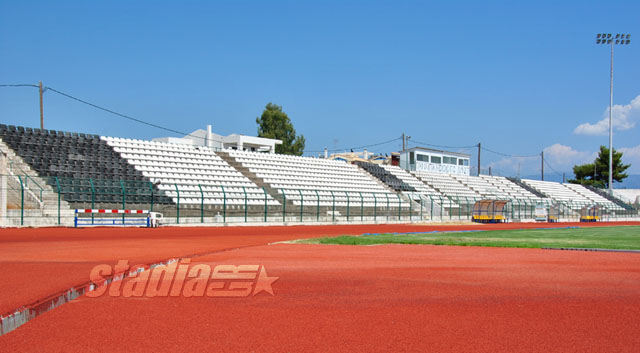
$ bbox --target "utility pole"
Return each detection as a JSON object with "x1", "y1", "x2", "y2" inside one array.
[
  {"x1": 402, "y1": 133, "x2": 405, "y2": 152},
  {"x1": 488, "y1": 166, "x2": 492, "y2": 176},
  {"x1": 541, "y1": 151, "x2": 544, "y2": 181},
  {"x1": 477, "y1": 143, "x2": 481, "y2": 176},
  {"x1": 39, "y1": 81, "x2": 44, "y2": 129},
  {"x1": 563, "y1": 172, "x2": 566, "y2": 183}
]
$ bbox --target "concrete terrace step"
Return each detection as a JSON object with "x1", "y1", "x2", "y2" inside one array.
[
  {"x1": 1, "y1": 138, "x2": 74, "y2": 223},
  {"x1": 216, "y1": 151, "x2": 288, "y2": 206}
]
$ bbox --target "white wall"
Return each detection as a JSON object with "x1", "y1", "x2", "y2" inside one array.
[{"x1": 400, "y1": 150, "x2": 470, "y2": 176}]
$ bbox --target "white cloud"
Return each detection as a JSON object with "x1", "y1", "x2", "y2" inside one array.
[
  {"x1": 487, "y1": 144, "x2": 640, "y2": 176},
  {"x1": 619, "y1": 145, "x2": 640, "y2": 158},
  {"x1": 619, "y1": 144, "x2": 640, "y2": 173},
  {"x1": 574, "y1": 95, "x2": 640, "y2": 135},
  {"x1": 543, "y1": 144, "x2": 594, "y2": 168},
  {"x1": 488, "y1": 156, "x2": 532, "y2": 176},
  {"x1": 487, "y1": 144, "x2": 595, "y2": 177}
]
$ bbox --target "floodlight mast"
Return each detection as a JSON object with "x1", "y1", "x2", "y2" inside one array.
[{"x1": 595, "y1": 33, "x2": 631, "y2": 195}]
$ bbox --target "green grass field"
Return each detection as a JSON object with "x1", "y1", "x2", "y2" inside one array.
[{"x1": 295, "y1": 226, "x2": 640, "y2": 250}]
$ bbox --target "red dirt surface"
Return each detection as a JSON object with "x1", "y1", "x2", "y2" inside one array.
[
  {"x1": 1, "y1": 242, "x2": 639, "y2": 352},
  {"x1": 1, "y1": 222, "x2": 638, "y2": 315}
]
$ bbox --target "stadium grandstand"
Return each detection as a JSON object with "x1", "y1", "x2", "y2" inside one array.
[
  {"x1": 521, "y1": 179, "x2": 627, "y2": 211},
  {"x1": 0, "y1": 123, "x2": 637, "y2": 226},
  {"x1": 613, "y1": 189, "x2": 640, "y2": 206},
  {"x1": 103, "y1": 136, "x2": 279, "y2": 207}
]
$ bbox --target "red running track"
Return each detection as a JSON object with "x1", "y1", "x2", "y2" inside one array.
[
  {"x1": 1, "y1": 221, "x2": 638, "y2": 316},
  {"x1": 1, "y1": 242, "x2": 639, "y2": 352}
]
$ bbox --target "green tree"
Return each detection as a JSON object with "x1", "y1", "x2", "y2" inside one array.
[
  {"x1": 256, "y1": 103, "x2": 305, "y2": 155},
  {"x1": 568, "y1": 145, "x2": 630, "y2": 188}
]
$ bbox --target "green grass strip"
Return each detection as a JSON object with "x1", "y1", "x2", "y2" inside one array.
[{"x1": 295, "y1": 226, "x2": 640, "y2": 250}]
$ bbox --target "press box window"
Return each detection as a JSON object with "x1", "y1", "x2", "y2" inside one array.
[{"x1": 431, "y1": 156, "x2": 441, "y2": 164}]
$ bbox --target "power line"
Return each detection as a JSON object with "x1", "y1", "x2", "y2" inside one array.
[
  {"x1": 0, "y1": 84, "x2": 39, "y2": 88},
  {"x1": 44, "y1": 86, "x2": 196, "y2": 137},
  {"x1": 543, "y1": 158, "x2": 564, "y2": 177},
  {"x1": 2, "y1": 83, "x2": 212, "y2": 140},
  {"x1": 409, "y1": 139, "x2": 478, "y2": 150},
  {"x1": 305, "y1": 137, "x2": 402, "y2": 154},
  {"x1": 2, "y1": 83, "x2": 201, "y2": 138},
  {"x1": 409, "y1": 141, "x2": 538, "y2": 158},
  {"x1": 482, "y1": 146, "x2": 539, "y2": 158}
]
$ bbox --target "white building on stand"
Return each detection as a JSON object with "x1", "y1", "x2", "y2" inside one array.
[
  {"x1": 399, "y1": 147, "x2": 470, "y2": 176},
  {"x1": 153, "y1": 125, "x2": 282, "y2": 153}
]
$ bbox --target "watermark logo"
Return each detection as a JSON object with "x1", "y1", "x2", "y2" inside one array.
[{"x1": 87, "y1": 259, "x2": 278, "y2": 298}]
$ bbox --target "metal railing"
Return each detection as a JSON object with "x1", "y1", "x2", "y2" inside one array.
[{"x1": 0, "y1": 174, "x2": 638, "y2": 226}]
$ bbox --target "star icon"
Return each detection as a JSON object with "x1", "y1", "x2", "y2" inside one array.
[{"x1": 252, "y1": 266, "x2": 279, "y2": 296}]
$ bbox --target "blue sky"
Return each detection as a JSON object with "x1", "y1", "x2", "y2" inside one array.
[{"x1": 1, "y1": 1, "x2": 639, "y2": 178}]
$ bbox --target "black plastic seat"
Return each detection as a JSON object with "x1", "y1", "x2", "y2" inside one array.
[{"x1": 3, "y1": 124, "x2": 170, "y2": 207}]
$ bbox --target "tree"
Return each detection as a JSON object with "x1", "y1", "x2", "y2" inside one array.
[
  {"x1": 568, "y1": 145, "x2": 630, "y2": 188},
  {"x1": 256, "y1": 103, "x2": 305, "y2": 155}
]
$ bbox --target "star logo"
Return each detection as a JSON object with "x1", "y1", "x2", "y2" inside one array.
[{"x1": 252, "y1": 266, "x2": 279, "y2": 296}]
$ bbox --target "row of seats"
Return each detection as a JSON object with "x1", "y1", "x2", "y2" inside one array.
[
  {"x1": 54, "y1": 177, "x2": 173, "y2": 205},
  {"x1": 62, "y1": 194, "x2": 156, "y2": 204},
  {"x1": 239, "y1": 159, "x2": 372, "y2": 178},
  {"x1": 452, "y1": 174, "x2": 504, "y2": 199},
  {"x1": 1, "y1": 124, "x2": 96, "y2": 139},
  {"x1": 480, "y1": 175, "x2": 541, "y2": 201},
  {"x1": 285, "y1": 192, "x2": 403, "y2": 207}
]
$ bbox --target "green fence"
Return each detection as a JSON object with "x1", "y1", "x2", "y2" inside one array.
[{"x1": 0, "y1": 174, "x2": 638, "y2": 226}]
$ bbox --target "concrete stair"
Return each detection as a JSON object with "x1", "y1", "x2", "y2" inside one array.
[
  {"x1": 216, "y1": 151, "x2": 290, "y2": 210},
  {"x1": 353, "y1": 164, "x2": 422, "y2": 214},
  {"x1": 0, "y1": 138, "x2": 75, "y2": 226}
]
